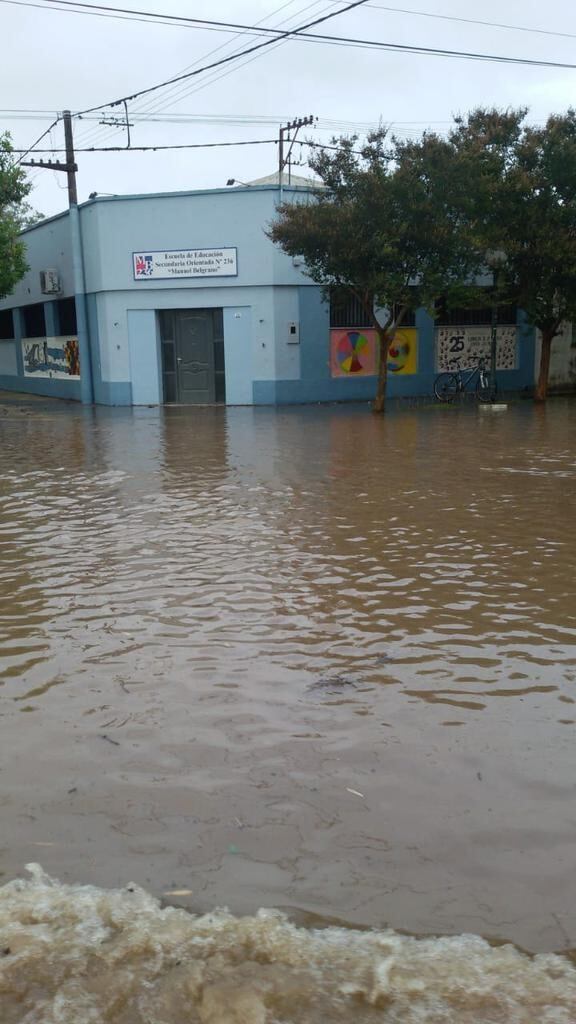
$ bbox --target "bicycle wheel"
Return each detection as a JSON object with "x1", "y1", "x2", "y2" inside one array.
[
  {"x1": 476, "y1": 371, "x2": 498, "y2": 403},
  {"x1": 434, "y1": 373, "x2": 459, "y2": 402}
]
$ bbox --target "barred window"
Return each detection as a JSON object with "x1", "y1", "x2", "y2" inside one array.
[
  {"x1": 57, "y1": 298, "x2": 77, "y2": 334},
  {"x1": 435, "y1": 297, "x2": 517, "y2": 326},
  {"x1": 330, "y1": 288, "x2": 415, "y2": 328},
  {"x1": 22, "y1": 303, "x2": 46, "y2": 337},
  {"x1": 0, "y1": 310, "x2": 14, "y2": 340}
]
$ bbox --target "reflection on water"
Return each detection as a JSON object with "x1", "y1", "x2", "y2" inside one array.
[{"x1": 0, "y1": 396, "x2": 575, "y2": 1016}]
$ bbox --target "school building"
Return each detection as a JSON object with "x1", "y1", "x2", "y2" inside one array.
[{"x1": 0, "y1": 184, "x2": 572, "y2": 406}]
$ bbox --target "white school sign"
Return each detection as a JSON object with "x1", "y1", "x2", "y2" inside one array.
[{"x1": 133, "y1": 247, "x2": 237, "y2": 281}]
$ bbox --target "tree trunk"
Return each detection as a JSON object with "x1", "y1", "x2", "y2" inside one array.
[
  {"x1": 535, "y1": 328, "x2": 554, "y2": 402},
  {"x1": 372, "y1": 329, "x2": 390, "y2": 414}
]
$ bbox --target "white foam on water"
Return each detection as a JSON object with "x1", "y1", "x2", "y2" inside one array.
[{"x1": 0, "y1": 865, "x2": 575, "y2": 1023}]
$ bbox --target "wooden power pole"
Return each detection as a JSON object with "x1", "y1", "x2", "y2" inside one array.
[{"x1": 20, "y1": 110, "x2": 93, "y2": 404}]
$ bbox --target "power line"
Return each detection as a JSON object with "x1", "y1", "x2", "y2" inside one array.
[
  {"x1": 15, "y1": 116, "x2": 60, "y2": 164},
  {"x1": 68, "y1": 26, "x2": 576, "y2": 91},
  {"x1": 67, "y1": 3, "x2": 329, "y2": 158},
  {"x1": 8, "y1": 0, "x2": 332, "y2": 157},
  {"x1": 2, "y1": 109, "x2": 545, "y2": 131},
  {"x1": 122, "y1": 0, "x2": 331, "y2": 119},
  {"x1": 10, "y1": 0, "x2": 576, "y2": 45},
  {"x1": 91, "y1": 1, "x2": 328, "y2": 124},
  {"x1": 14, "y1": 136, "x2": 376, "y2": 156},
  {"x1": 11, "y1": 0, "x2": 572, "y2": 179},
  {"x1": 5, "y1": 0, "x2": 576, "y2": 93},
  {"x1": 362, "y1": 2, "x2": 576, "y2": 43},
  {"x1": 124, "y1": 6, "x2": 332, "y2": 140},
  {"x1": 1, "y1": 0, "x2": 367, "y2": 44},
  {"x1": 73, "y1": 0, "x2": 372, "y2": 114},
  {"x1": 11, "y1": 4, "x2": 348, "y2": 178},
  {"x1": 0, "y1": 0, "x2": 288, "y2": 36},
  {"x1": 15, "y1": 138, "x2": 278, "y2": 153},
  {"x1": 70, "y1": 0, "x2": 330, "y2": 151}
]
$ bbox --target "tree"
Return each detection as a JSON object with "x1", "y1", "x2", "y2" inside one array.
[
  {"x1": 13, "y1": 202, "x2": 44, "y2": 231},
  {"x1": 0, "y1": 132, "x2": 33, "y2": 298},
  {"x1": 268, "y1": 130, "x2": 484, "y2": 412},
  {"x1": 445, "y1": 108, "x2": 576, "y2": 401}
]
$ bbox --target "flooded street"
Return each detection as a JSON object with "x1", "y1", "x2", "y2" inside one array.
[{"x1": 1, "y1": 395, "x2": 576, "y2": 1021}]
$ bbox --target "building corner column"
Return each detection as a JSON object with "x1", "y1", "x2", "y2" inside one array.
[{"x1": 69, "y1": 205, "x2": 94, "y2": 405}]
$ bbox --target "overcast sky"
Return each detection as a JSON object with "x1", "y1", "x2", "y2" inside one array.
[{"x1": 3, "y1": 0, "x2": 576, "y2": 217}]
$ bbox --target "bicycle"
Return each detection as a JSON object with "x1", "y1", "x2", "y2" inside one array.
[{"x1": 434, "y1": 359, "x2": 497, "y2": 404}]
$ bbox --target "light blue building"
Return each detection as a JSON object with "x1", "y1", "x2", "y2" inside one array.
[{"x1": 0, "y1": 185, "x2": 536, "y2": 405}]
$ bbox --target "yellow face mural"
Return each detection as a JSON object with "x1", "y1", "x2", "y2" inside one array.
[{"x1": 387, "y1": 328, "x2": 418, "y2": 375}]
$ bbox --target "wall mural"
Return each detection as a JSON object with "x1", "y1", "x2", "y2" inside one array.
[
  {"x1": 331, "y1": 329, "x2": 378, "y2": 377},
  {"x1": 22, "y1": 337, "x2": 80, "y2": 379},
  {"x1": 330, "y1": 328, "x2": 418, "y2": 378},
  {"x1": 388, "y1": 328, "x2": 418, "y2": 375},
  {"x1": 436, "y1": 326, "x2": 517, "y2": 372}
]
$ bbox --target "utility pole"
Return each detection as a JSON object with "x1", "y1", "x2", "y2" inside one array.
[
  {"x1": 486, "y1": 250, "x2": 505, "y2": 403},
  {"x1": 22, "y1": 112, "x2": 93, "y2": 404},
  {"x1": 490, "y1": 275, "x2": 498, "y2": 404},
  {"x1": 278, "y1": 115, "x2": 315, "y2": 202},
  {"x1": 63, "y1": 110, "x2": 78, "y2": 205}
]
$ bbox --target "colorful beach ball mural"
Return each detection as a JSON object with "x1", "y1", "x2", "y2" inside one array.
[
  {"x1": 337, "y1": 331, "x2": 372, "y2": 373},
  {"x1": 330, "y1": 328, "x2": 417, "y2": 378}
]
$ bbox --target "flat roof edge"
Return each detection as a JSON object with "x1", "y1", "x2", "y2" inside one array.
[{"x1": 18, "y1": 183, "x2": 318, "y2": 237}]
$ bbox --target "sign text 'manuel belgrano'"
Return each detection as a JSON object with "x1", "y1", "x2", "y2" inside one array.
[{"x1": 133, "y1": 247, "x2": 237, "y2": 280}]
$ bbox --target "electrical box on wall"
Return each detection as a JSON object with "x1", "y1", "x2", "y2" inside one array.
[
  {"x1": 287, "y1": 321, "x2": 300, "y2": 344},
  {"x1": 40, "y1": 269, "x2": 61, "y2": 294}
]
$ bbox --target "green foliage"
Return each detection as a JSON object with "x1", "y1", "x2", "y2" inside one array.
[
  {"x1": 269, "y1": 130, "x2": 484, "y2": 331},
  {"x1": 440, "y1": 107, "x2": 576, "y2": 398},
  {"x1": 13, "y1": 202, "x2": 44, "y2": 231},
  {"x1": 446, "y1": 108, "x2": 576, "y2": 336},
  {"x1": 269, "y1": 128, "x2": 487, "y2": 410},
  {"x1": 271, "y1": 108, "x2": 576, "y2": 404},
  {"x1": 0, "y1": 132, "x2": 33, "y2": 299}
]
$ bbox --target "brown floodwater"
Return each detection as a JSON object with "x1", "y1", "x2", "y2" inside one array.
[{"x1": 1, "y1": 394, "x2": 576, "y2": 1022}]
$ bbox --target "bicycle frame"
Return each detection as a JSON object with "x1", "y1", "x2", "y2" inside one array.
[
  {"x1": 434, "y1": 359, "x2": 495, "y2": 404},
  {"x1": 449, "y1": 360, "x2": 487, "y2": 391}
]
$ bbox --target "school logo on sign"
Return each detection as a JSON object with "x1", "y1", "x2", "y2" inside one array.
[{"x1": 134, "y1": 254, "x2": 154, "y2": 277}]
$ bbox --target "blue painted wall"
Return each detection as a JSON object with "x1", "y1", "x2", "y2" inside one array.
[
  {"x1": 80, "y1": 187, "x2": 309, "y2": 295},
  {"x1": 0, "y1": 342, "x2": 18, "y2": 376},
  {"x1": 251, "y1": 290, "x2": 535, "y2": 405},
  {"x1": 128, "y1": 310, "x2": 161, "y2": 405},
  {"x1": 0, "y1": 186, "x2": 537, "y2": 406},
  {"x1": 223, "y1": 307, "x2": 253, "y2": 404}
]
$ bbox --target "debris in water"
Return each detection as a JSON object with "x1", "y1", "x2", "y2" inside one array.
[
  {"x1": 346, "y1": 788, "x2": 365, "y2": 798},
  {"x1": 99, "y1": 734, "x2": 120, "y2": 746},
  {"x1": 307, "y1": 675, "x2": 358, "y2": 695}
]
